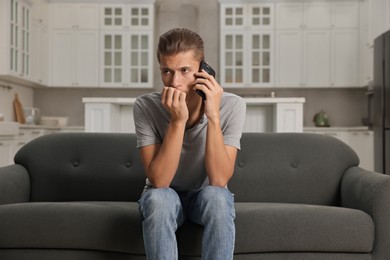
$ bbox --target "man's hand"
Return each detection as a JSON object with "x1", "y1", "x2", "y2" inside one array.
[
  {"x1": 161, "y1": 86, "x2": 189, "y2": 124},
  {"x1": 194, "y1": 71, "x2": 223, "y2": 123}
]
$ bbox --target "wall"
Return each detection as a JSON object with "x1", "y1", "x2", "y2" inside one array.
[
  {"x1": 31, "y1": 0, "x2": 368, "y2": 127},
  {"x1": 0, "y1": 80, "x2": 33, "y2": 122}
]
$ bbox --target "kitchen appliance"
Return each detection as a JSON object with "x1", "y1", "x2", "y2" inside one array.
[{"x1": 373, "y1": 30, "x2": 390, "y2": 174}]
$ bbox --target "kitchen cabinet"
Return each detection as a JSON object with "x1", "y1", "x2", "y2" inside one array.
[
  {"x1": 100, "y1": 3, "x2": 154, "y2": 88},
  {"x1": 275, "y1": 1, "x2": 359, "y2": 88},
  {"x1": 50, "y1": 30, "x2": 99, "y2": 87},
  {"x1": 304, "y1": 127, "x2": 374, "y2": 171},
  {"x1": 0, "y1": 0, "x2": 32, "y2": 83},
  {"x1": 49, "y1": 3, "x2": 100, "y2": 87},
  {"x1": 50, "y1": 3, "x2": 99, "y2": 30},
  {"x1": 31, "y1": 0, "x2": 49, "y2": 27},
  {"x1": 219, "y1": 2, "x2": 274, "y2": 87},
  {"x1": 31, "y1": 19, "x2": 48, "y2": 85},
  {"x1": 0, "y1": 126, "x2": 84, "y2": 167}
]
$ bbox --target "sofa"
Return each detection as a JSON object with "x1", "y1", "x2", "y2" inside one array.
[{"x1": 0, "y1": 132, "x2": 389, "y2": 260}]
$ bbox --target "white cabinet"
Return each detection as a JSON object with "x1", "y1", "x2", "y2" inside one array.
[
  {"x1": 100, "y1": 3, "x2": 154, "y2": 88},
  {"x1": 50, "y1": 3, "x2": 99, "y2": 30},
  {"x1": 31, "y1": 0, "x2": 49, "y2": 27},
  {"x1": 275, "y1": 1, "x2": 359, "y2": 88},
  {"x1": 220, "y1": 2, "x2": 274, "y2": 88},
  {"x1": 51, "y1": 30, "x2": 99, "y2": 87},
  {"x1": 31, "y1": 19, "x2": 48, "y2": 85},
  {"x1": 0, "y1": 0, "x2": 32, "y2": 82},
  {"x1": 0, "y1": 140, "x2": 14, "y2": 167},
  {"x1": 304, "y1": 127, "x2": 374, "y2": 171},
  {"x1": 50, "y1": 3, "x2": 100, "y2": 87}
]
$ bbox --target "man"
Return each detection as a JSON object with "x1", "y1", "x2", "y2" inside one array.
[{"x1": 133, "y1": 28, "x2": 246, "y2": 260}]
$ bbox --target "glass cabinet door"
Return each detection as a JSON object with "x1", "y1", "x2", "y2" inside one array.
[
  {"x1": 10, "y1": 0, "x2": 30, "y2": 77},
  {"x1": 129, "y1": 34, "x2": 151, "y2": 85},
  {"x1": 101, "y1": 5, "x2": 125, "y2": 29},
  {"x1": 221, "y1": 5, "x2": 245, "y2": 28},
  {"x1": 250, "y1": 33, "x2": 272, "y2": 85},
  {"x1": 103, "y1": 33, "x2": 123, "y2": 85},
  {"x1": 221, "y1": 33, "x2": 245, "y2": 86},
  {"x1": 21, "y1": 4, "x2": 30, "y2": 76}
]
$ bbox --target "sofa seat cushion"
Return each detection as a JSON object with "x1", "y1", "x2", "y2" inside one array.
[
  {"x1": 235, "y1": 203, "x2": 374, "y2": 254},
  {"x1": 178, "y1": 203, "x2": 374, "y2": 256},
  {"x1": 0, "y1": 202, "x2": 145, "y2": 254}
]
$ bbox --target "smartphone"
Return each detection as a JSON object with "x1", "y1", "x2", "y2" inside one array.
[{"x1": 197, "y1": 60, "x2": 216, "y2": 101}]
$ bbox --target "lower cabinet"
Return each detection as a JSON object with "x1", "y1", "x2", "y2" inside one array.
[
  {"x1": 0, "y1": 126, "x2": 83, "y2": 167},
  {"x1": 304, "y1": 127, "x2": 374, "y2": 171}
]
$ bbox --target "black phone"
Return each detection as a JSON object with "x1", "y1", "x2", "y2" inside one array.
[{"x1": 197, "y1": 60, "x2": 216, "y2": 101}]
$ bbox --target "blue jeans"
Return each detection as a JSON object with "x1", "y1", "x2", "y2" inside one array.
[{"x1": 138, "y1": 186, "x2": 235, "y2": 260}]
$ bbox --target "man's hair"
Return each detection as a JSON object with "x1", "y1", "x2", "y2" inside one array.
[{"x1": 157, "y1": 28, "x2": 204, "y2": 63}]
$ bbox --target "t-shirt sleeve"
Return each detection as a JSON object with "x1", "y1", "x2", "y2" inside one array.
[
  {"x1": 133, "y1": 98, "x2": 162, "y2": 149},
  {"x1": 222, "y1": 97, "x2": 246, "y2": 150}
]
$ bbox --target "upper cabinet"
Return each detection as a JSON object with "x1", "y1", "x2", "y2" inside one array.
[
  {"x1": 100, "y1": 4, "x2": 154, "y2": 88},
  {"x1": 275, "y1": 1, "x2": 359, "y2": 88},
  {"x1": 220, "y1": 3, "x2": 274, "y2": 88},
  {"x1": 49, "y1": 3, "x2": 100, "y2": 87},
  {"x1": 220, "y1": 0, "x2": 361, "y2": 88},
  {"x1": 48, "y1": 1, "x2": 154, "y2": 88},
  {"x1": 0, "y1": 0, "x2": 32, "y2": 84}
]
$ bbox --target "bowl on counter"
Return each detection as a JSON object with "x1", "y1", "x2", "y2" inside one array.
[
  {"x1": 38, "y1": 116, "x2": 68, "y2": 127},
  {"x1": 23, "y1": 107, "x2": 41, "y2": 125}
]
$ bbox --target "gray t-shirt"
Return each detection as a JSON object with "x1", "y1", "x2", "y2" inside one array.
[{"x1": 133, "y1": 92, "x2": 246, "y2": 191}]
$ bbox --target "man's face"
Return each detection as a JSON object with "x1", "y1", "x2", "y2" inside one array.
[{"x1": 159, "y1": 50, "x2": 200, "y2": 95}]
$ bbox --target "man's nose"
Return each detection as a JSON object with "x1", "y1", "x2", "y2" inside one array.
[{"x1": 171, "y1": 72, "x2": 182, "y2": 88}]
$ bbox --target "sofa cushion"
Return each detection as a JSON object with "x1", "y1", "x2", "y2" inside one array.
[
  {"x1": 178, "y1": 203, "x2": 374, "y2": 255},
  {"x1": 14, "y1": 133, "x2": 145, "y2": 202},
  {"x1": 230, "y1": 133, "x2": 359, "y2": 205},
  {"x1": 0, "y1": 202, "x2": 145, "y2": 255}
]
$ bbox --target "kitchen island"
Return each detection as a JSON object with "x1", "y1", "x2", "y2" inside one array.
[{"x1": 83, "y1": 97, "x2": 305, "y2": 133}]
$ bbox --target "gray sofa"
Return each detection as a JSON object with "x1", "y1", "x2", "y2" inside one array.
[{"x1": 0, "y1": 132, "x2": 389, "y2": 260}]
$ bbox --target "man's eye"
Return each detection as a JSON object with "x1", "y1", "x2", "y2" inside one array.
[
  {"x1": 181, "y1": 68, "x2": 189, "y2": 73},
  {"x1": 162, "y1": 69, "x2": 171, "y2": 75}
]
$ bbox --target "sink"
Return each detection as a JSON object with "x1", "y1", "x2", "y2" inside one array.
[{"x1": 0, "y1": 122, "x2": 19, "y2": 136}]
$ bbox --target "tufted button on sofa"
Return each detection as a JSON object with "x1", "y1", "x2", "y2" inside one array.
[{"x1": 0, "y1": 132, "x2": 389, "y2": 260}]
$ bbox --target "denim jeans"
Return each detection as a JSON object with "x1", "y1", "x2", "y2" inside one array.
[{"x1": 138, "y1": 186, "x2": 236, "y2": 260}]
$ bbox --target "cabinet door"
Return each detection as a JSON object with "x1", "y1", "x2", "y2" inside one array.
[
  {"x1": 275, "y1": 30, "x2": 303, "y2": 87},
  {"x1": 220, "y1": 32, "x2": 246, "y2": 87},
  {"x1": 51, "y1": 4, "x2": 76, "y2": 29},
  {"x1": 276, "y1": 3, "x2": 303, "y2": 29},
  {"x1": 76, "y1": 31, "x2": 99, "y2": 86},
  {"x1": 0, "y1": 140, "x2": 13, "y2": 167},
  {"x1": 127, "y1": 33, "x2": 152, "y2": 87},
  {"x1": 101, "y1": 32, "x2": 124, "y2": 87},
  {"x1": 101, "y1": 4, "x2": 126, "y2": 30},
  {"x1": 349, "y1": 131, "x2": 374, "y2": 171},
  {"x1": 249, "y1": 33, "x2": 273, "y2": 86},
  {"x1": 304, "y1": 30, "x2": 330, "y2": 87},
  {"x1": 248, "y1": 4, "x2": 274, "y2": 29},
  {"x1": 77, "y1": 4, "x2": 99, "y2": 30},
  {"x1": 31, "y1": 20, "x2": 48, "y2": 85},
  {"x1": 220, "y1": 4, "x2": 246, "y2": 28},
  {"x1": 304, "y1": 2, "x2": 330, "y2": 29},
  {"x1": 331, "y1": 30, "x2": 358, "y2": 86},
  {"x1": 50, "y1": 30, "x2": 75, "y2": 86},
  {"x1": 331, "y1": 1, "x2": 359, "y2": 29}
]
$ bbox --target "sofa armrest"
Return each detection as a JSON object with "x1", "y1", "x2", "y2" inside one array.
[
  {"x1": 0, "y1": 164, "x2": 30, "y2": 205},
  {"x1": 341, "y1": 166, "x2": 390, "y2": 259}
]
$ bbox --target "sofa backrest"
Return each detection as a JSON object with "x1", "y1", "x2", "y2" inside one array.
[
  {"x1": 229, "y1": 133, "x2": 359, "y2": 205},
  {"x1": 15, "y1": 132, "x2": 359, "y2": 205},
  {"x1": 15, "y1": 133, "x2": 145, "y2": 202}
]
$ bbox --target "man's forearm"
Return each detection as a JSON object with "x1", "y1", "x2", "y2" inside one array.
[
  {"x1": 205, "y1": 120, "x2": 235, "y2": 187},
  {"x1": 148, "y1": 122, "x2": 186, "y2": 188}
]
